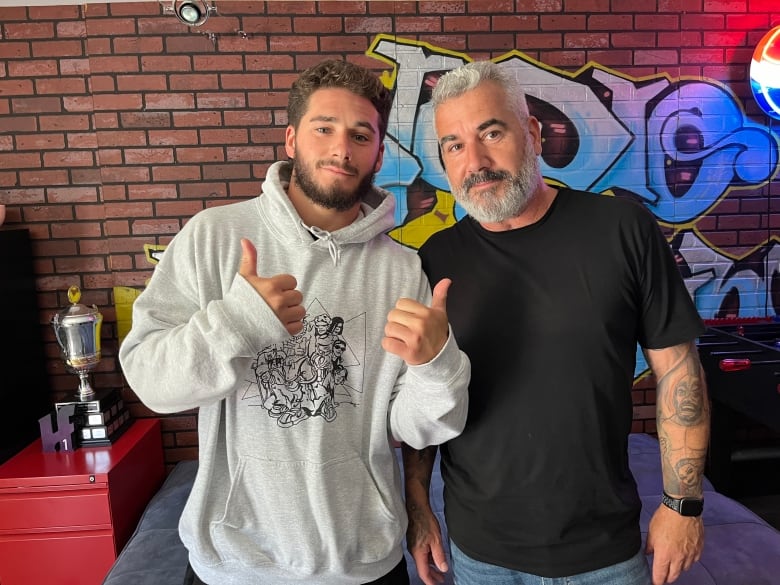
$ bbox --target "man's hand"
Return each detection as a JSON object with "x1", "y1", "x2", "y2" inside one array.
[
  {"x1": 239, "y1": 238, "x2": 305, "y2": 335},
  {"x1": 646, "y1": 504, "x2": 704, "y2": 584},
  {"x1": 406, "y1": 497, "x2": 449, "y2": 585},
  {"x1": 382, "y1": 279, "x2": 451, "y2": 365}
]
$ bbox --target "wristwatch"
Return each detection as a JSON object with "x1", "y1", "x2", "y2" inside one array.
[{"x1": 662, "y1": 491, "x2": 704, "y2": 517}]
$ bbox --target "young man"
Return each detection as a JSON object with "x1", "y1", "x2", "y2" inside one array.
[
  {"x1": 119, "y1": 59, "x2": 470, "y2": 585},
  {"x1": 402, "y1": 61, "x2": 709, "y2": 585}
]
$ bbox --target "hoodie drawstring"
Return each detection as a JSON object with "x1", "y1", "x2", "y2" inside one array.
[{"x1": 303, "y1": 223, "x2": 341, "y2": 266}]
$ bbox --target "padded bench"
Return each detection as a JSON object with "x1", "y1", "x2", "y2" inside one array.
[{"x1": 103, "y1": 433, "x2": 780, "y2": 585}]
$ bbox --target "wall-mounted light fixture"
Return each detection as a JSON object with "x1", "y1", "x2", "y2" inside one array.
[{"x1": 164, "y1": 0, "x2": 217, "y2": 27}]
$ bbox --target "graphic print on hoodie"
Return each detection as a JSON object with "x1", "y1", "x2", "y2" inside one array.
[{"x1": 243, "y1": 298, "x2": 366, "y2": 428}]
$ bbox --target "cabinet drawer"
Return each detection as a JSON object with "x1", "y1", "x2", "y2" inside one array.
[
  {"x1": 0, "y1": 529, "x2": 116, "y2": 585},
  {"x1": 0, "y1": 487, "x2": 110, "y2": 531}
]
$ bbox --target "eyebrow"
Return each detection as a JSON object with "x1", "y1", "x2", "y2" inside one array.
[
  {"x1": 309, "y1": 115, "x2": 377, "y2": 135},
  {"x1": 438, "y1": 117, "x2": 508, "y2": 147}
]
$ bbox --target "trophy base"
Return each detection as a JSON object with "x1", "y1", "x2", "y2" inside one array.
[{"x1": 54, "y1": 388, "x2": 133, "y2": 447}]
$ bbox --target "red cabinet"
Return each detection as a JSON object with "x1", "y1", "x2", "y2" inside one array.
[{"x1": 0, "y1": 418, "x2": 165, "y2": 585}]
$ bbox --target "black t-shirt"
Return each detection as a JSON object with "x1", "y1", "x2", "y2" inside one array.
[{"x1": 418, "y1": 188, "x2": 705, "y2": 577}]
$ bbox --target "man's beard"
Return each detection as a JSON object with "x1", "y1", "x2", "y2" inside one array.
[
  {"x1": 452, "y1": 149, "x2": 541, "y2": 224},
  {"x1": 292, "y1": 157, "x2": 376, "y2": 212}
]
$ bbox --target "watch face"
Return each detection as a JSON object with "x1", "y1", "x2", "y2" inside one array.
[
  {"x1": 663, "y1": 492, "x2": 704, "y2": 516},
  {"x1": 679, "y1": 498, "x2": 704, "y2": 516}
]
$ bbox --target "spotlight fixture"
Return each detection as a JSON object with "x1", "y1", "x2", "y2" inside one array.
[{"x1": 169, "y1": 0, "x2": 216, "y2": 27}]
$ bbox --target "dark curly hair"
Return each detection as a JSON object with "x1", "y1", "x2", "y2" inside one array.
[{"x1": 287, "y1": 59, "x2": 393, "y2": 142}]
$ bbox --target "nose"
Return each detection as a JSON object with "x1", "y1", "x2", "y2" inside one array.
[
  {"x1": 465, "y1": 143, "x2": 490, "y2": 175},
  {"x1": 332, "y1": 132, "x2": 352, "y2": 161}
]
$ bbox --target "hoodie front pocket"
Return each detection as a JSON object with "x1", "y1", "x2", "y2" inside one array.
[{"x1": 211, "y1": 453, "x2": 401, "y2": 576}]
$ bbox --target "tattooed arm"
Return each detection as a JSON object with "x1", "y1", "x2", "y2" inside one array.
[
  {"x1": 643, "y1": 340, "x2": 710, "y2": 585},
  {"x1": 401, "y1": 444, "x2": 448, "y2": 585}
]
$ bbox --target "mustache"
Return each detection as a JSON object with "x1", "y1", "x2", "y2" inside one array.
[
  {"x1": 316, "y1": 160, "x2": 358, "y2": 175},
  {"x1": 462, "y1": 169, "x2": 511, "y2": 192}
]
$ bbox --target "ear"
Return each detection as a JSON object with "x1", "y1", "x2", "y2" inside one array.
[
  {"x1": 374, "y1": 141, "x2": 385, "y2": 173},
  {"x1": 284, "y1": 126, "x2": 296, "y2": 159},
  {"x1": 527, "y1": 116, "x2": 543, "y2": 155}
]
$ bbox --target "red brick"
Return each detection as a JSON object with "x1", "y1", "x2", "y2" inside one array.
[
  {"x1": 541, "y1": 15, "x2": 586, "y2": 31},
  {"x1": 93, "y1": 93, "x2": 144, "y2": 111},
  {"x1": 515, "y1": 0, "x2": 563, "y2": 11},
  {"x1": 169, "y1": 74, "x2": 220, "y2": 91},
  {"x1": 4, "y1": 22, "x2": 55, "y2": 39},
  {"x1": 469, "y1": 33, "x2": 516, "y2": 49},
  {"x1": 152, "y1": 165, "x2": 202, "y2": 182},
  {"x1": 176, "y1": 147, "x2": 226, "y2": 163},
  {"x1": 564, "y1": 32, "x2": 608, "y2": 48},
  {"x1": 314, "y1": 1, "x2": 363, "y2": 13},
  {"x1": 200, "y1": 129, "x2": 248, "y2": 145},
  {"x1": 490, "y1": 14, "x2": 538, "y2": 31},
  {"x1": 140, "y1": 55, "x2": 193, "y2": 72},
  {"x1": 19, "y1": 169, "x2": 69, "y2": 185},
  {"x1": 114, "y1": 36, "x2": 164, "y2": 54},
  {"x1": 178, "y1": 182, "x2": 228, "y2": 198},
  {"x1": 556, "y1": 0, "x2": 607, "y2": 10},
  {"x1": 681, "y1": 13, "x2": 724, "y2": 29},
  {"x1": 345, "y1": 16, "x2": 393, "y2": 33},
  {"x1": 0, "y1": 152, "x2": 41, "y2": 169},
  {"x1": 395, "y1": 16, "x2": 443, "y2": 32},
  {"x1": 0, "y1": 42, "x2": 32, "y2": 59},
  {"x1": 0, "y1": 116, "x2": 36, "y2": 134},
  {"x1": 154, "y1": 200, "x2": 205, "y2": 217},
  {"x1": 634, "y1": 49, "x2": 680, "y2": 65},
  {"x1": 90, "y1": 76, "x2": 117, "y2": 92},
  {"x1": 121, "y1": 112, "x2": 172, "y2": 129},
  {"x1": 8, "y1": 60, "x2": 59, "y2": 78},
  {"x1": 269, "y1": 34, "x2": 319, "y2": 51},
  {"x1": 225, "y1": 145, "x2": 276, "y2": 161},
  {"x1": 148, "y1": 130, "x2": 197, "y2": 146},
  {"x1": 703, "y1": 30, "x2": 748, "y2": 46},
  {"x1": 43, "y1": 151, "x2": 95, "y2": 167},
  {"x1": 267, "y1": 2, "x2": 317, "y2": 14},
  {"x1": 611, "y1": 31, "x2": 658, "y2": 47},
  {"x1": 658, "y1": 31, "x2": 702, "y2": 47},
  {"x1": 145, "y1": 93, "x2": 196, "y2": 110},
  {"x1": 0, "y1": 79, "x2": 35, "y2": 96},
  {"x1": 295, "y1": 16, "x2": 343, "y2": 33},
  {"x1": 36, "y1": 78, "x2": 88, "y2": 95},
  {"x1": 444, "y1": 15, "x2": 491, "y2": 32},
  {"x1": 320, "y1": 36, "x2": 371, "y2": 52},
  {"x1": 64, "y1": 96, "x2": 97, "y2": 112},
  {"x1": 542, "y1": 51, "x2": 586, "y2": 67},
  {"x1": 173, "y1": 111, "x2": 223, "y2": 127},
  {"x1": 681, "y1": 48, "x2": 725, "y2": 63},
  {"x1": 101, "y1": 166, "x2": 151, "y2": 183},
  {"x1": 468, "y1": 0, "x2": 514, "y2": 11},
  {"x1": 241, "y1": 16, "x2": 293, "y2": 33},
  {"x1": 127, "y1": 184, "x2": 178, "y2": 200}
]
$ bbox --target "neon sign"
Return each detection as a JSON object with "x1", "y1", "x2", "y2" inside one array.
[{"x1": 750, "y1": 25, "x2": 780, "y2": 120}]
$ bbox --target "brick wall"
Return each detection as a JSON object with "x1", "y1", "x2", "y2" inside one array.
[{"x1": 1, "y1": 1, "x2": 778, "y2": 466}]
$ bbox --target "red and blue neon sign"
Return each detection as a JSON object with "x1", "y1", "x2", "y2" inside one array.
[{"x1": 750, "y1": 25, "x2": 780, "y2": 120}]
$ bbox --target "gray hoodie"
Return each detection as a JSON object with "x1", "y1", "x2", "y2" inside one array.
[{"x1": 119, "y1": 160, "x2": 470, "y2": 584}]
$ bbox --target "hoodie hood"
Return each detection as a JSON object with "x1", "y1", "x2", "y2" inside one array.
[{"x1": 258, "y1": 161, "x2": 397, "y2": 266}]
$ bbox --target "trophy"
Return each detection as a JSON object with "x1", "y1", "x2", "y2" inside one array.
[
  {"x1": 47, "y1": 285, "x2": 132, "y2": 447},
  {"x1": 52, "y1": 285, "x2": 102, "y2": 400}
]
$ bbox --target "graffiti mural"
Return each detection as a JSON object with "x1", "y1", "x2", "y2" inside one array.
[{"x1": 121, "y1": 35, "x2": 780, "y2": 380}]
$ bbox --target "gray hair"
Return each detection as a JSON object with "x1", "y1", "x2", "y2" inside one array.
[{"x1": 430, "y1": 60, "x2": 529, "y2": 120}]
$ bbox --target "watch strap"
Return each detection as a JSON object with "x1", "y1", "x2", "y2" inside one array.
[{"x1": 662, "y1": 491, "x2": 704, "y2": 517}]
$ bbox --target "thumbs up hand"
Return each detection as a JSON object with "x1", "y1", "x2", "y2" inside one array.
[
  {"x1": 382, "y1": 278, "x2": 452, "y2": 365},
  {"x1": 239, "y1": 238, "x2": 306, "y2": 335}
]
